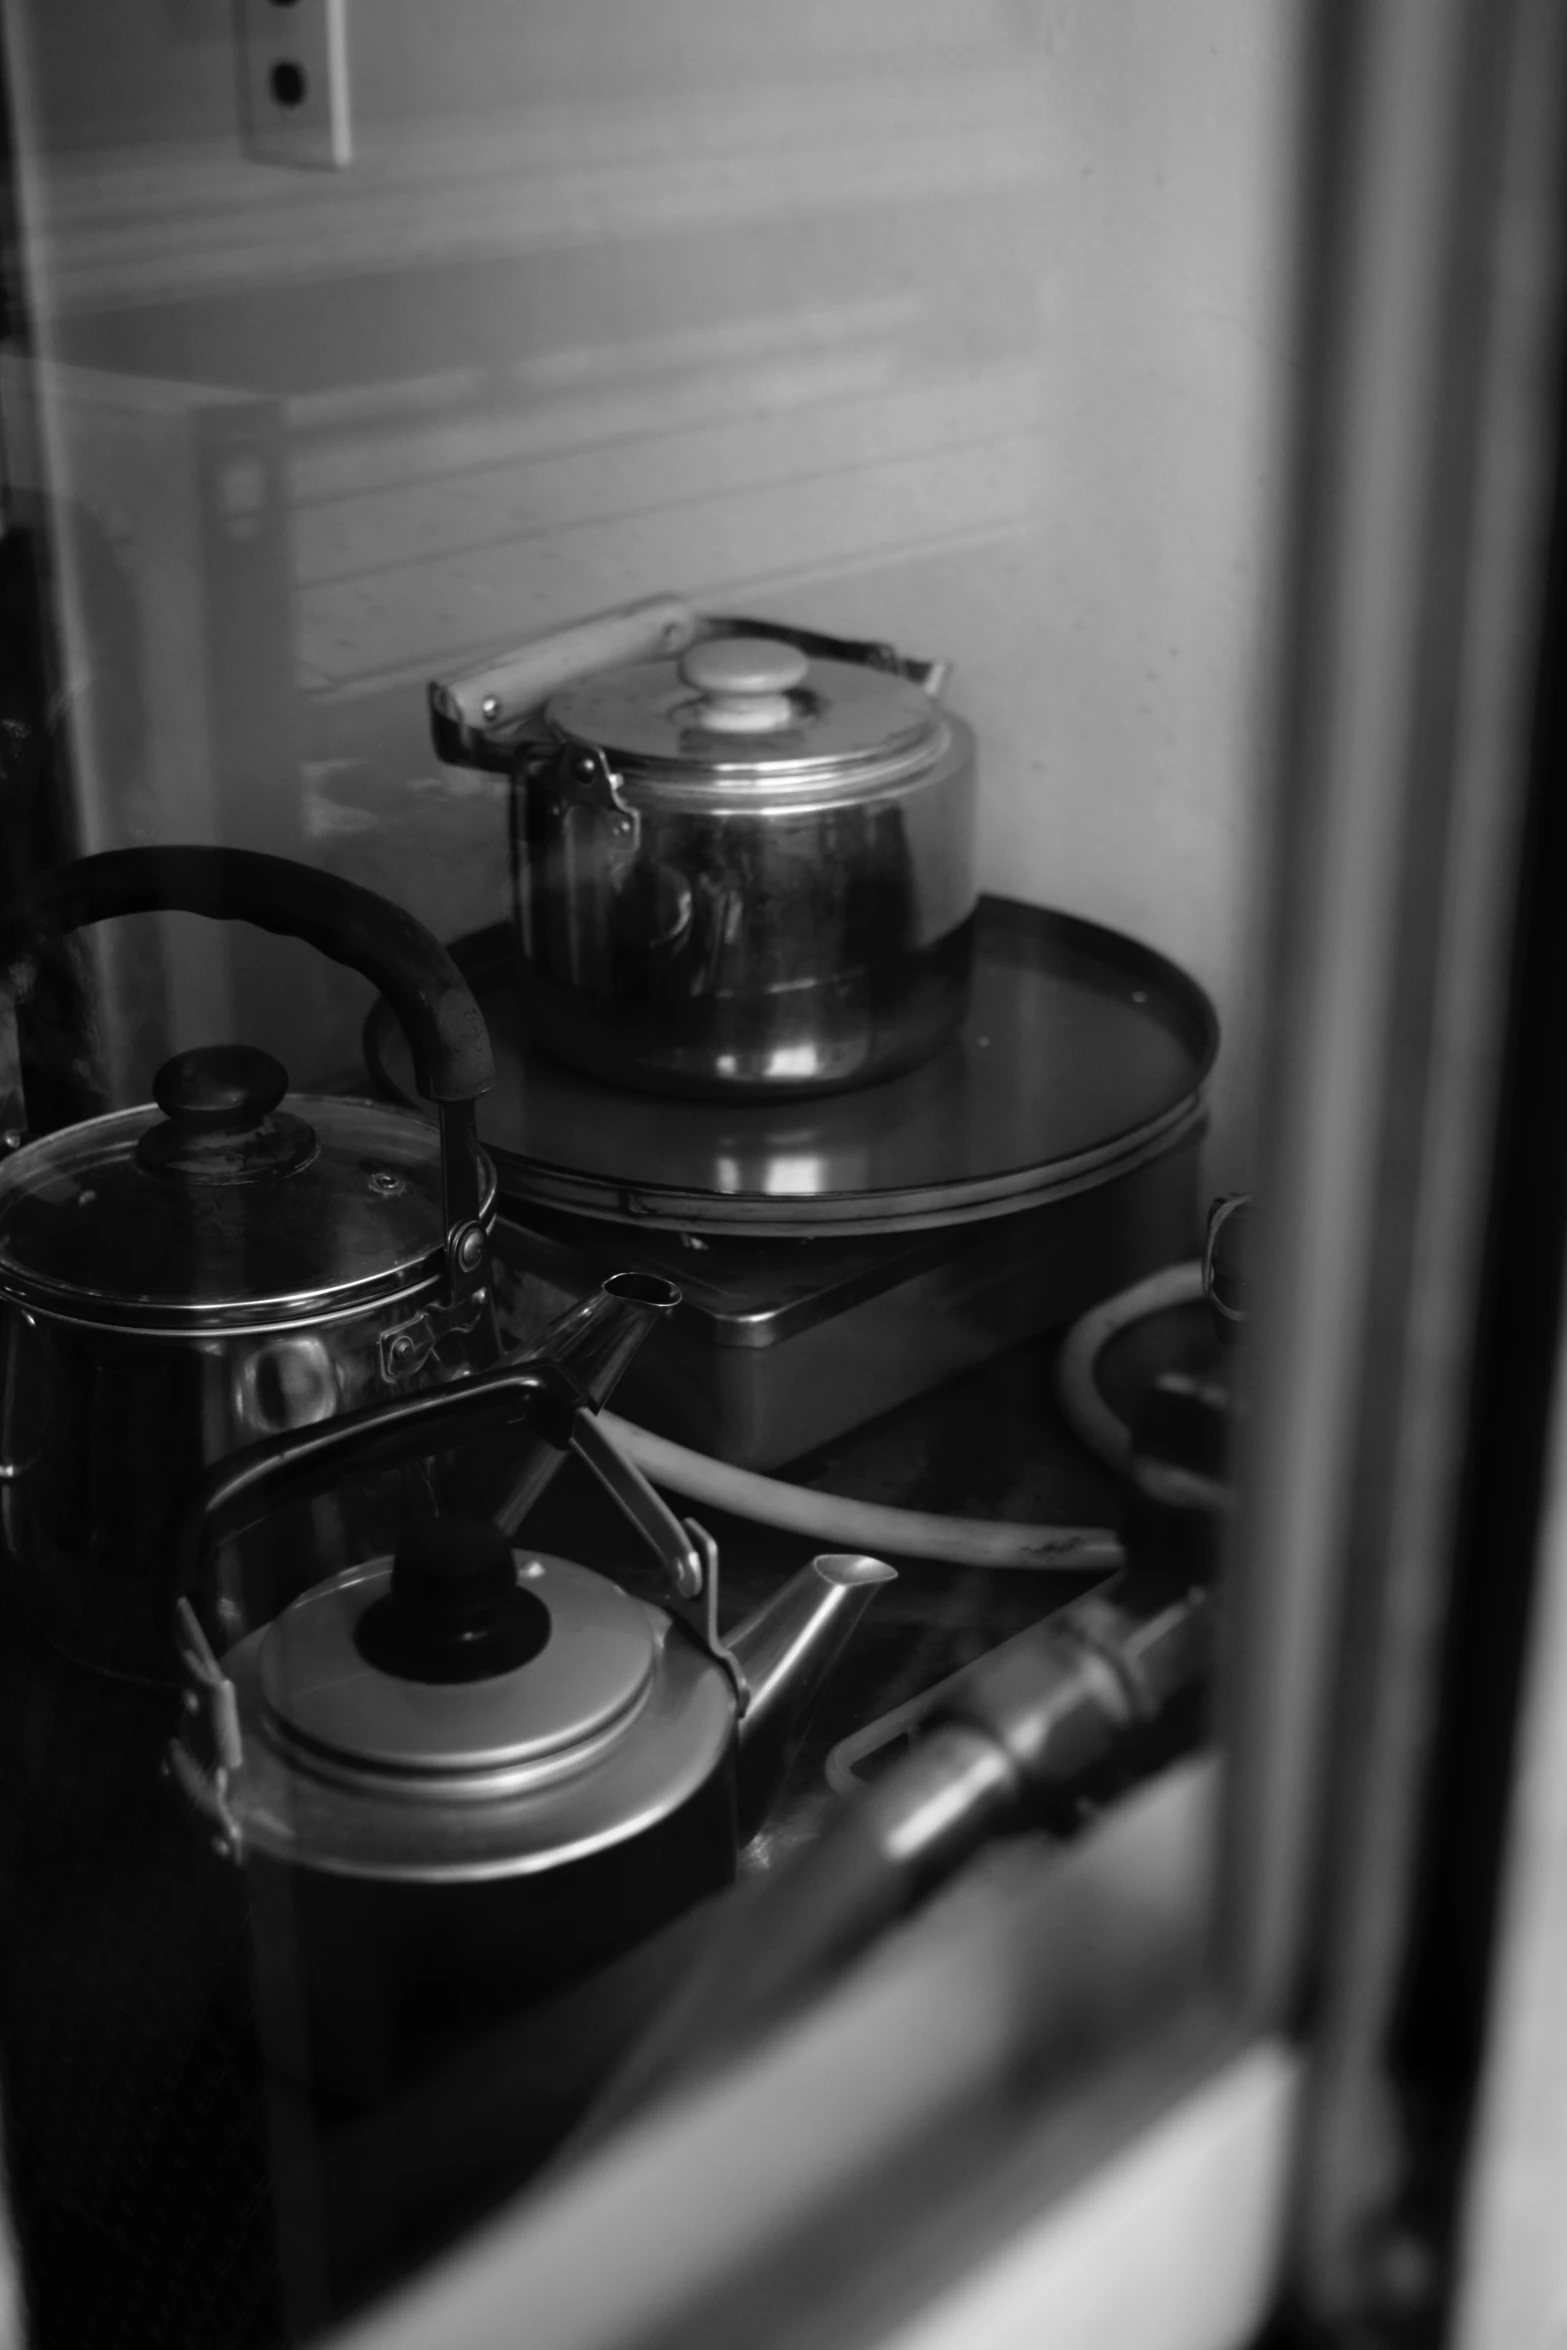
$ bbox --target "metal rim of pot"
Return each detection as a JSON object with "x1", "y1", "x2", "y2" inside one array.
[{"x1": 534, "y1": 633, "x2": 959, "y2": 811}]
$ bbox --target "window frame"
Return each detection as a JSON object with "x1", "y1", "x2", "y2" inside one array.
[{"x1": 5, "y1": 0, "x2": 1566, "y2": 2342}]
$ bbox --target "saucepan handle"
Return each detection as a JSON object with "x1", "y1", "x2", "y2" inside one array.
[
  {"x1": 6, "y1": 844, "x2": 493, "y2": 1106},
  {"x1": 429, "y1": 595, "x2": 700, "y2": 769}
]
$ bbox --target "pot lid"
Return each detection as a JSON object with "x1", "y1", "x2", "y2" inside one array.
[
  {"x1": 258, "y1": 1527, "x2": 662, "y2": 1779},
  {"x1": 0, "y1": 1045, "x2": 494, "y2": 1329},
  {"x1": 546, "y1": 637, "x2": 947, "y2": 792}
]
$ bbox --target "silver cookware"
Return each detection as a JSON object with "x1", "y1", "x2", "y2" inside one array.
[
  {"x1": 430, "y1": 595, "x2": 977, "y2": 1100},
  {"x1": 0, "y1": 845, "x2": 502, "y2": 1683},
  {"x1": 168, "y1": 1304, "x2": 895, "y2": 2107}
]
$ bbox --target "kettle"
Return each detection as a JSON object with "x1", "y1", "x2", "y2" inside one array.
[
  {"x1": 168, "y1": 1273, "x2": 895, "y2": 2108},
  {"x1": 0, "y1": 845, "x2": 501, "y2": 1681}
]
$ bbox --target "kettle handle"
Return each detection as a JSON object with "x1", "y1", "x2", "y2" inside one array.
[
  {"x1": 176, "y1": 1324, "x2": 734, "y2": 1680},
  {"x1": 7, "y1": 845, "x2": 495, "y2": 1298},
  {"x1": 6, "y1": 844, "x2": 493, "y2": 1105},
  {"x1": 178, "y1": 1357, "x2": 586, "y2": 1647}
]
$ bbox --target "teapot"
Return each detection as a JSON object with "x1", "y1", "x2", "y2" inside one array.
[{"x1": 168, "y1": 1273, "x2": 895, "y2": 2107}]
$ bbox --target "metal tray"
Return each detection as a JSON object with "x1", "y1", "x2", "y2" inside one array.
[
  {"x1": 488, "y1": 1132, "x2": 1203, "y2": 1469},
  {"x1": 364, "y1": 897, "x2": 1217, "y2": 1239}
]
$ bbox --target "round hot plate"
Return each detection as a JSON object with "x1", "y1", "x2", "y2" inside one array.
[{"x1": 365, "y1": 898, "x2": 1217, "y2": 1237}]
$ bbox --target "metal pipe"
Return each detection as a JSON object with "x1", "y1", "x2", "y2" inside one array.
[{"x1": 557, "y1": 1565, "x2": 1217, "y2": 2164}]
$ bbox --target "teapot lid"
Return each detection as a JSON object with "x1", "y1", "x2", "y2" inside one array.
[
  {"x1": 0, "y1": 1045, "x2": 495, "y2": 1331},
  {"x1": 260, "y1": 1528, "x2": 663, "y2": 1777},
  {"x1": 210, "y1": 1524, "x2": 737, "y2": 1881}
]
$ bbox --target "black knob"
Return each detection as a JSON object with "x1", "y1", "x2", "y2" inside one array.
[
  {"x1": 355, "y1": 1518, "x2": 552, "y2": 1684},
  {"x1": 392, "y1": 1519, "x2": 517, "y2": 1636},
  {"x1": 153, "y1": 1044, "x2": 289, "y2": 1133}
]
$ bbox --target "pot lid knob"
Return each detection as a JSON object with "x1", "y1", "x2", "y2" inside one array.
[
  {"x1": 678, "y1": 637, "x2": 809, "y2": 734},
  {"x1": 354, "y1": 1518, "x2": 553, "y2": 1685},
  {"x1": 155, "y1": 1043, "x2": 288, "y2": 1129},
  {"x1": 136, "y1": 1043, "x2": 319, "y2": 1182}
]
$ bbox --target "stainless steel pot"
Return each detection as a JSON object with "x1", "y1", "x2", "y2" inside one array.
[
  {"x1": 430, "y1": 597, "x2": 977, "y2": 1099},
  {"x1": 168, "y1": 1332, "x2": 895, "y2": 2108},
  {"x1": 0, "y1": 845, "x2": 500, "y2": 1684}
]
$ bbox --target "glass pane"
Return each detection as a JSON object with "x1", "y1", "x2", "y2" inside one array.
[{"x1": 0, "y1": 5, "x2": 1301, "y2": 2343}]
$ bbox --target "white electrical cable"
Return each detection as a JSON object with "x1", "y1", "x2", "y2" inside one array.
[
  {"x1": 598, "y1": 1406, "x2": 1120, "y2": 1570},
  {"x1": 594, "y1": 1255, "x2": 1207, "y2": 1572}
]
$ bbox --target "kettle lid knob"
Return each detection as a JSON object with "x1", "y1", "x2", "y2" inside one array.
[{"x1": 355, "y1": 1519, "x2": 553, "y2": 1684}]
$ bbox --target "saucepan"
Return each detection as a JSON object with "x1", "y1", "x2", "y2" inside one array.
[{"x1": 430, "y1": 595, "x2": 979, "y2": 1100}]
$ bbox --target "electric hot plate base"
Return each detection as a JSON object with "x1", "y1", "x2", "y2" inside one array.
[{"x1": 366, "y1": 899, "x2": 1217, "y2": 1466}]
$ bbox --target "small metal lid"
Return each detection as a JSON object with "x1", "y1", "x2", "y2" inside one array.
[
  {"x1": 546, "y1": 637, "x2": 947, "y2": 795},
  {"x1": 259, "y1": 1549, "x2": 660, "y2": 1779},
  {"x1": 0, "y1": 1059, "x2": 494, "y2": 1330}
]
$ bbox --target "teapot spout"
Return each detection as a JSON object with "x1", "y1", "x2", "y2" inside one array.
[
  {"x1": 731, "y1": 1554, "x2": 897, "y2": 1843},
  {"x1": 522, "y1": 1270, "x2": 681, "y2": 1407},
  {"x1": 493, "y1": 1272, "x2": 679, "y2": 1534}
]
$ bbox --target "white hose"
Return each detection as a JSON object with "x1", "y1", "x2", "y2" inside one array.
[
  {"x1": 1054, "y1": 1260, "x2": 1208, "y2": 1471},
  {"x1": 599, "y1": 1407, "x2": 1119, "y2": 1570},
  {"x1": 594, "y1": 1256, "x2": 1205, "y2": 1573}
]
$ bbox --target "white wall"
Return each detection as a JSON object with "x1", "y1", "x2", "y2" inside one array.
[{"x1": 2, "y1": 0, "x2": 1298, "y2": 1183}]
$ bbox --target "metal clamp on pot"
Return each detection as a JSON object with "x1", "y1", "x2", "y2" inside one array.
[
  {"x1": 0, "y1": 845, "x2": 502, "y2": 1682},
  {"x1": 165, "y1": 1302, "x2": 895, "y2": 2106},
  {"x1": 428, "y1": 595, "x2": 977, "y2": 1100}
]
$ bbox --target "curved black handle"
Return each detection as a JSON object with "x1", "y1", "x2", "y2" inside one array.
[
  {"x1": 178, "y1": 1357, "x2": 588, "y2": 1629},
  {"x1": 6, "y1": 846, "x2": 493, "y2": 1105}
]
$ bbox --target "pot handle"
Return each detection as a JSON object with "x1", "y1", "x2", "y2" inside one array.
[
  {"x1": 429, "y1": 601, "x2": 950, "y2": 772},
  {"x1": 703, "y1": 615, "x2": 951, "y2": 701},
  {"x1": 430, "y1": 595, "x2": 701, "y2": 769},
  {"x1": 8, "y1": 844, "x2": 492, "y2": 1105}
]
